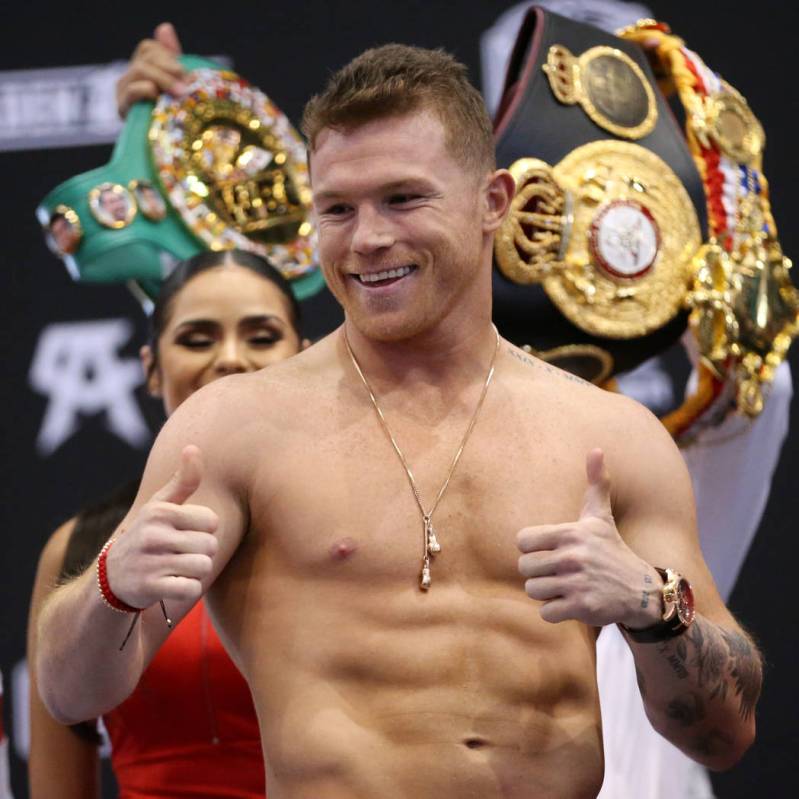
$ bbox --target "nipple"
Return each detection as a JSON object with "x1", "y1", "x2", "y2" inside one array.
[
  {"x1": 330, "y1": 537, "x2": 358, "y2": 560},
  {"x1": 464, "y1": 737, "x2": 487, "y2": 750}
]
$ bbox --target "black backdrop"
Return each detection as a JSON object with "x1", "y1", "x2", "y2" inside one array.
[{"x1": 2, "y1": 2, "x2": 797, "y2": 796}]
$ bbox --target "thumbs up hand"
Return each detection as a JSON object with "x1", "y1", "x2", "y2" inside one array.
[
  {"x1": 104, "y1": 445, "x2": 219, "y2": 611},
  {"x1": 517, "y1": 449, "x2": 662, "y2": 628}
]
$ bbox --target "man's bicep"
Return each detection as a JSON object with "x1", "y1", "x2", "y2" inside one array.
[
  {"x1": 132, "y1": 404, "x2": 248, "y2": 651},
  {"x1": 135, "y1": 396, "x2": 248, "y2": 558},
  {"x1": 613, "y1": 410, "x2": 733, "y2": 626}
]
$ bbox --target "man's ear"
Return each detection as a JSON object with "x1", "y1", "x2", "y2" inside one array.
[
  {"x1": 482, "y1": 169, "x2": 516, "y2": 234},
  {"x1": 140, "y1": 345, "x2": 162, "y2": 397}
]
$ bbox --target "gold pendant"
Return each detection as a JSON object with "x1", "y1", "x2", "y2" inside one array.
[
  {"x1": 425, "y1": 517, "x2": 441, "y2": 555},
  {"x1": 420, "y1": 556, "x2": 432, "y2": 591}
]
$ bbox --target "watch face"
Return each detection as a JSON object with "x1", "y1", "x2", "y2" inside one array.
[{"x1": 676, "y1": 578, "x2": 696, "y2": 626}]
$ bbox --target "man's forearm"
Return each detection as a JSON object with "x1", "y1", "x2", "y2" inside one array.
[
  {"x1": 627, "y1": 615, "x2": 762, "y2": 770},
  {"x1": 36, "y1": 566, "x2": 145, "y2": 724}
]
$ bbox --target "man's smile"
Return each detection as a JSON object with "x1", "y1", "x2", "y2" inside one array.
[{"x1": 351, "y1": 264, "x2": 417, "y2": 288}]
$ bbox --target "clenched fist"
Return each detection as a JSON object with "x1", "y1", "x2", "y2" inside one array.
[
  {"x1": 104, "y1": 445, "x2": 219, "y2": 610},
  {"x1": 517, "y1": 449, "x2": 662, "y2": 629}
]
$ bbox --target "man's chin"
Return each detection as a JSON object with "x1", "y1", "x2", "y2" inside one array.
[{"x1": 346, "y1": 311, "x2": 429, "y2": 344}]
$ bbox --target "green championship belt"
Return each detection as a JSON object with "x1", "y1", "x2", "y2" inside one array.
[{"x1": 37, "y1": 55, "x2": 324, "y2": 304}]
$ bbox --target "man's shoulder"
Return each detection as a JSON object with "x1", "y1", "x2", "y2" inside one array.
[
  {"x1": 169, "y1": 334, "x2": 340, "y2": 429},
  {"x1": 503, "y1": 341, "x2": 660, "y2": 432}
]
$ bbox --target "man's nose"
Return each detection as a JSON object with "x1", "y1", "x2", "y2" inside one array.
[
  {"x1": 352, "y1": 205, "x2": 394, "y2": 255},
  {"x1": 214, "y1": 337, "x2": 247, "y2": 375}
]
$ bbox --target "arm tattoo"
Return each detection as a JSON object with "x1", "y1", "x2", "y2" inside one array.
[
  {"x1": 506, "y1": 346, "x2": 591, "y2": 386},
  {"x1": 686, "y1": 621, "x2": 728, "y2": 701},
  {"x1": 658, "y1": 618, "x2": 762, "y2": 725},
  {"x1": 721, "y1": 628, "x2": 762, "y2": 722},
  {"x1": 657, "y1": 638, "x2": 689, "y2": 679},
  {"x1": 666, "y1": 692, "x2": 705, "y2": 726}
]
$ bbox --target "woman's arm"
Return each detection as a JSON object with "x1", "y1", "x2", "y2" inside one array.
[{"x1": 27, "y1": 520, "x2": 100, "y2": 799}]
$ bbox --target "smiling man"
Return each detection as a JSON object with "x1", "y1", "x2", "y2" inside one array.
[{"x1": 37, "y1": 44, "x2": 761, "y2": 798}]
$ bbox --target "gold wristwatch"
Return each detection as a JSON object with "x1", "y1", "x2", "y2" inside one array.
[{"x1": 622, "y1": 567, "x2": 696, "y2": 643}]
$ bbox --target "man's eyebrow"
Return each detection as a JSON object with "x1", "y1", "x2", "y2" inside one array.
[
  {"x1": 313, "y1": 179, "x2": 434, "y2": 203},
  {"x1": 312, "y1": 189, "x2": 345, "y2": 203}
]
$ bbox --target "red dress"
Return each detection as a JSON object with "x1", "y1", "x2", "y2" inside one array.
[{"x1": 102, "y1": 601, "x2": 265, "y2": 798}]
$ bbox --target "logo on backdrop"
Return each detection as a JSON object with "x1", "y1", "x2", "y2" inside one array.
[
  {"x1": 29, "y1": 319, "x2": 149, "y2": 454},
  {"x1": 0, "y1": 57, "x2": 230, "y2": 152}
]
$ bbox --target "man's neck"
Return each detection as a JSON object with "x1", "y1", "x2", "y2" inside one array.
[{"x1": 341, "y1": 314, "x2": 499, "y2": 396}]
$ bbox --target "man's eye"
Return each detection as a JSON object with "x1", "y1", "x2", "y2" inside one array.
[
  {"x1": 389, "y1": 194, "x2": 418, "y2": 205},
  {"x1": 323, "y1": 203, "x2": 350, "y2": 216}
]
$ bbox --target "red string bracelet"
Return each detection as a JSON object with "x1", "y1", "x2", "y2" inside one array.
[
  {"x1": 97, "y1": 538, "x2": 141, "y2": 613},
  {"x1": 97, "y1": 538, "x2": 174, "y2": 649}
]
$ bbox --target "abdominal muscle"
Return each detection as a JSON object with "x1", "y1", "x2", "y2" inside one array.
[{"x1": 210, "y1": 563, "x2": 605, "y2": 799}]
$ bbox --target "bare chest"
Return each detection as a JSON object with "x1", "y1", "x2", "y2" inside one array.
[{"x1": 243, "y1": 400, "x2": 589, "y2": 589}]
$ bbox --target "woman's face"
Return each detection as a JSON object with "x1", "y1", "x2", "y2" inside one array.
[{"x1": 143, "y1": 264, "x2": 303, "y2": 415}]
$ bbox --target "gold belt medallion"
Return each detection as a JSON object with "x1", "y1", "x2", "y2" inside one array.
[
  {"x1": 692, "y1": 83, "x2": 765, "y2": 166},
  {"x1": 543, "y1": 45, "x2": 657, "y2": 140},
  {"x1": 496, "y1": 140, "x2": 701, "y2": 339},
  {"x1": 149, "y1": 69, "x2": 316, "y2": 281}
]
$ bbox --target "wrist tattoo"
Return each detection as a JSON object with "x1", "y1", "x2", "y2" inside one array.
[{"x1": 641, "y1": 573, "x2": 653, "y2": 609}]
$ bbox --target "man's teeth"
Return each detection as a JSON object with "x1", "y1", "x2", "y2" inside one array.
[{"x1": 359, "y1": 266, "x2": 413, "y2": 283}]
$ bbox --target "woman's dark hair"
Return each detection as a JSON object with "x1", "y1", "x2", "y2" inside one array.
[{"x1": 148, "y1": 249, "x2": 302, "y2": 369}]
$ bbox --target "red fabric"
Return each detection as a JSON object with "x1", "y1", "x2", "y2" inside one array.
[{"x1": 103, "y1": 602, "x2": 265, "y2": 798}]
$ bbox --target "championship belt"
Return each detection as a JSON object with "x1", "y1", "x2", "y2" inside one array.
[
  {"x1": 493, "y1": 6, "x2": 797, "y2": 440},
  {"x1": 37, "y1": 55, "x2": 324, "y2": 304}
]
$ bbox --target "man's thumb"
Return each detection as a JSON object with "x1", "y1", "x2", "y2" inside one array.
[
  {"x1": 580, "y1": 448, "x2": 612, "y2": 520},
  {"x1": 156, "y1": 445, "x2": 203, "y2": 505},
  {"x1": 154, "y1": 22, "x2": 183, "y2": 55}
]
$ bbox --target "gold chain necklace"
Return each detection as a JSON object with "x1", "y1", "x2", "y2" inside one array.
[{"x1": 343, "y1": 325, "x2": 500, "y2": 591}]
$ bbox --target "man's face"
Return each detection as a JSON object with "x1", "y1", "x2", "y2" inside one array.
[
  {"x1": 51, "y1": 216, "x2": 74, "y2": 252},
  {"x1": 310, "y1": 110, "x2": 490, "y2": 342},
  {"x1": 101, "y1": 190, "x2": 129, "y2": 222}
]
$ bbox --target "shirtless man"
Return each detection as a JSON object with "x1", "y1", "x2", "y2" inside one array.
[{"x1": 36, "y1": 41, "x2": 761, "y2": 798}]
